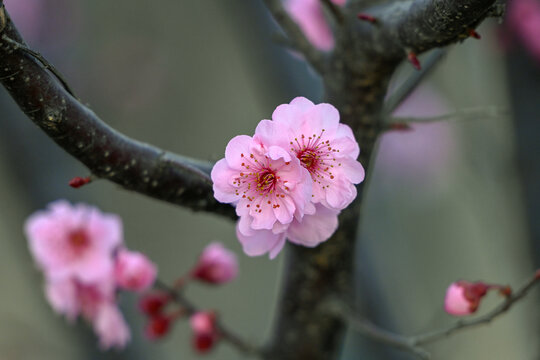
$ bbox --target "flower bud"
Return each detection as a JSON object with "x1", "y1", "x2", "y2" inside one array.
[
  {"x1": 114, "y1": 249, "x2": 157, "y2": 292},
  {"x1": 145, "y1": 314, "x2": 173, "y2": 340},
  {"x1": 444, "y1": 281, "x2": 489, "y2": 316},
  {"x1": 191, "y1": 243, "x2": 238, "y2": 285},
  {"x1": 190, "y1": 311, "x2": 219, "y2": 353},
  {"x1": 139, "y1": 292, "x2": 169, "y2": 316}
]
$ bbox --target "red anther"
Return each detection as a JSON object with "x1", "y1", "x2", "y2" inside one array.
[
  {"x1": 407, "y1": 51, "x2": 421, "y2": 70},
  {"x1": 69, "y1": 176, "x2": 91, "y2": 188},
  {"x1": 357, "y1": 13, "x2": 377, "y2": 23},
  {"x1": 468, "y1": 29, "x2": 481, "y2": 39},
  {"x1": 389, "y1": 123, "x2": 413, "y2": 132}
]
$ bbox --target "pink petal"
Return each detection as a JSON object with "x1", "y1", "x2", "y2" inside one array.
[
  {"x1": 211, "y1": 159, "x2": 241, "y2": 204},
  {"x1": 287, "y1": 205, "x2": 339, "y2": 247}
]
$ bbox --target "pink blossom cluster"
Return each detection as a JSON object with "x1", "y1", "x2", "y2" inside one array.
[
  {"x1": 284, "y1": 0, "x2": 347, "y2": 51},
  {"x1": 24, "y1": 200, "x2": 157, "y2": 349},
  {"x1": 444, "y1": 280, "x2": 511, "y2": 316},
  {"x1": 139, "y1": 243, "x2": 237, "y2": 353},
  {"x1": 506, "y1": 0, "x2": 540, "y2": 62},
  {"x1": 212, "y1": 97, "x2": 365, "y2": 258}
]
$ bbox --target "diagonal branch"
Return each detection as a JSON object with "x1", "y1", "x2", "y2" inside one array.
[
  {"x1": 155, "y1": 280, "x2": 261, "y2": 357},
  {"x1": 0, "y1": 9, "x2": 236, "y2": 220},
  {"x1": 262, "y1": 0, "x2": 328, "y2": 73},
  {"x1": 341, "y1": 271, "x2": 540, "y2": 359}
]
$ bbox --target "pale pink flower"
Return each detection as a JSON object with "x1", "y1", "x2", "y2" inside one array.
[
  {"x1": 507, "y1": 0, "x2": 540, "y2": 61},
  {"x1": 190, "y1": 311, "x2": 219, "y2": 353},
  {"x1": 256, "y1": 97, "x2": 365, "y2": 211},
  {"x1": 284, "y1": 0, "x2": 346, "y2": 51},
  {"x1": 93, "y1": 303, "x2": 131, "y2": 350},
  {"x1": 211, "y1": 134, "x2": 312, "y2": 230},
  {"x1": 444, "y1": 281, "x2": 488, "y2": 316},
  {"x1": 191, "y1": 243, "x2": 238, "y2": 284},
  {"x1": 114, "y1": 249, "x2": 157, "y2": 292},
  {"x1": 25, "y1": 200, "x2": 123, "y2": 282}
]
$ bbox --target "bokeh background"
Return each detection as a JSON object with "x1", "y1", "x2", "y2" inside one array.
[{"x1": 1, "y1": 1, "x2": 539, "y2": 359}]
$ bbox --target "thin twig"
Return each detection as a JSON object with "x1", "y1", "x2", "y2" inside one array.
[
  {"x1": 1, "y1": 34, "x2": 76, "y2": 97},
  {"x1": 155, "y1": 280, "x2": 261, "y2": 357},
  {"x1": 343, "y1": 272, "x2": 540, "y2": 359},
  {"x1": 262, "y1": 0, "x2": 327, "y2": 73},
  {"x1": 320, "y1": 0, "x2": 345, "y2": 24},
  {"x1": 387, "y1": 106, "x2": 509, "y2": 127},
  {"x1": 383, "y1": 49, "x2": 447, "y2": 114}
]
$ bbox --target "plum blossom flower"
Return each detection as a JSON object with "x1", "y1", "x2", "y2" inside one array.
[
  {"x1": 212, "y1": 97, "x2": 361, "y2": 258},
  {"x1": 25, "y1": 200, "x2": 159, "y2": 350},
  {"x1": 114, "y1": 249, "x2": 157, "y2": 292},
  {"x1": 212, "y1": 134, "x2": 313, "y2": 251},
  {"x1": 25, "y1": 200, "x2": 122, "y2": 282},
  {"x1": 444, "y1": 281, "x2": 489, "y2": 316},
  {"x1": 190, "y1": 311, "x2": 220, "y2": 353},
  {"x1": 284, "y1": 0, "x2": 347, "y2": 51},
  {"x1": 191, "y1": 242, "x2": 238, "y2": 284},
  {"x1": 256, "y1": 97, "x2": 365, "y2": 211},
  {"x1": 93, "y1": 303, "x2": 131, "y2": 350}
]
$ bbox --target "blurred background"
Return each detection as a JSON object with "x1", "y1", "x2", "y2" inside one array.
[{"x1": 0, "y1": 1, "x2": 539, "y2": 359}]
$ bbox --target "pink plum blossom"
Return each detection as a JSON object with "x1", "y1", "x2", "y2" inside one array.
[
  {"x1": 256, "y1": 97, "x2": 365, "y2": 211},
  {"x1": 114, "y1": 249, "x2": 157, "y2": 292},
  {"x1": 190, "y1": 311, "x2": 219, "y2": 353},
  {"x1": 444, "y1": 281, "x2": 489, "y2": 316},
  {"x1": 25, "y1": 200, "x2": 123, "y2": 282},
  {"x1": 211, "y1": 134, "x2": 313, "y2": 230},
  {"x1": 284, "y1": 0, "x2": 347, "y2": 51},
  {"x1": 191, "y1": 242, "x2": 238, "y2": 284},
  {"x1": 93, "y1": 303, "x2": 131, "y2": 350},
  {"x1": 507, "y1": 0, "x2": 540, "y2": 61}
]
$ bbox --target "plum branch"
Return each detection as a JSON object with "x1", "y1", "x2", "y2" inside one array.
[
  {"x1": 155, "y1": 280, "x2": 261, "y2": 357},
  {"x1": 0, "y1": 7, "x2": 236, "y2": 220},
  {"x1": 340, "y1": 271, "x2": 540, "y2": 359}
]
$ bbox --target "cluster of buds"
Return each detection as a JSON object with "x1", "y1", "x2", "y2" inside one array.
[
  {"x1": 139, "y1": 242, "x2": 238, "y2": 353},
  {"x1": 444, "y1": 280, "x2": 512, "y2": 316}
]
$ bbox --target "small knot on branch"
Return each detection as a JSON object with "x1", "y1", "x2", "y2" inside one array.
[
  {"x1": 407, "y1": 51, "x2": 421, "y2": 70},
  {"x1": 357, "y1": 13, "x2": 378, "y2": 24},
  {"x1": 468, "y1": 29, "x2": 482, "y2": 39},
  {"x1": 69, "y1": 176, "x2": 92, "y2": 188}
]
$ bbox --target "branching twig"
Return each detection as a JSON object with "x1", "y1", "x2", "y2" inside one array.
[
  {"x1": 387, "y1": 106, "x2": 509, "y2": 127},
  {"x1": 342, "y1": 272, "x2": 540, "y2": 359},
  {"x1": 383, "y1": 49, "x2": 447, "y2": 114},
  {"x1": 155, "y1": 280, "x2": 261, "y2": 357},
  {"x1": 262, "y1": 0, "x2": 327, "y2": 73}
]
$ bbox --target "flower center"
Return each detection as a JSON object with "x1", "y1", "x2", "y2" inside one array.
[
  {"x1": 298, "y1": 149, "x2": 318, "y2": 170},
  {"x1": 68, "y1": 229, "x2": 89, "y2": 250},
  {"x1": 256, "y1": 169, "x2": 276, "y2": 193}
]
